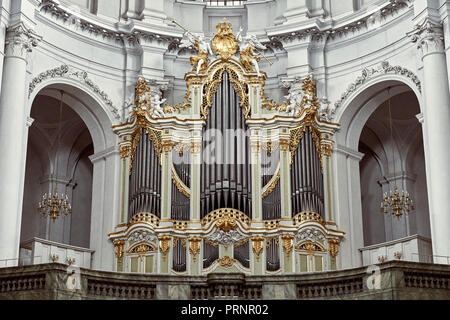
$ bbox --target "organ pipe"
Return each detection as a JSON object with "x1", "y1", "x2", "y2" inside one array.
[
  {"x1": 128, "y1": 129, "x2": 162, "y2": 219},
  {"x1": 290, "y1": 127, "x2": 325, "y2": 218},
  {"x1": 200, "y1": 71, "x2": 252, "y2": 219}
]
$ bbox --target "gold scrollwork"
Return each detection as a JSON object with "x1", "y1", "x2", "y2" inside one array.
[
  {"x1": 216, "y1": 214, "x2": 238, "y2": 232},
  {"x1": 200, "y1": 62, "x2": 250, "y2": 121},
  {"x1": 217, "y1": 256, "x2": 237, "y2": 268},
  {"x1": 261, "y1": 166, "x2": 280, "y2": 199},
  {"x1": 171, "y1": 164, "x2": 191, "y2": 198}
]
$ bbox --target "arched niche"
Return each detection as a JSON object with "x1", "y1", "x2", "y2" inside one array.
[{"x1": 21, "y1": 82, "x2": 120, "y2": 270}]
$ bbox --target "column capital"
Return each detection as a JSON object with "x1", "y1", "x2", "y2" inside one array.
[
  {"x1": 408, "y1": 19, "x2": 445, "y2": 57},
  {"x1": 4, "y1": 22, "x2": 42, "y2": 60}
]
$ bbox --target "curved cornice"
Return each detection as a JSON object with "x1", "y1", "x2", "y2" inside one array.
[
  {"x1": 38, "y1": 0, "x2": 183, "y2": 48},
  {"x1": 266, "y1": 0, "x2": 412, "y2": 43}
]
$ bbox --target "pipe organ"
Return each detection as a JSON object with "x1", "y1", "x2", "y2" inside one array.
[
  {"x1": 200, "y1": 71, "x2": 252, "y2": 219},
  {"x1": 109, "y1": 20, "x2": 344, "y2": 277}
]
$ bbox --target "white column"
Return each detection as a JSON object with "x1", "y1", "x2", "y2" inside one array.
[
  {"x1": 89, "y1": 146, "x2": 121, "y2": 271},
  {"x1": 410, "y1": 19, "x2": 450, "y2": 263},
  {"x1": 0, "y1": 23, "x2": 40, "y2": 267}
]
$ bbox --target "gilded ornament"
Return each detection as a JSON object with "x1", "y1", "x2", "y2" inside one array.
[
  {"x1": 295, "y1": 241, "x2": 325, "y2": 253},
  {"x1": 215, "y1": 214, "x2": 238, "y2": 232},
  {"x1": 252, "y1": 237, "x2": 264, "y2": 261},
  {"x1": 189, "y1": 237, "x2": 202, "y2": 262},
  {"x1": 328, "y1": 238, "x2": 340, "y2": 258},
  {"x1": 281, "y1": 235, "x2": 294, "y2": 257},
  {"x1": 127, "y1": 242, "x2": 155, "y2": 254},
  {"x1": 159, "y1": 236, "x2": 171, "y2": 257},
  {"x1": 119, "y1": 145, "x2": 131, "y2": 158},
  {"x1": 261, "y1": 168, "x2": 280, "y2": 199},
  {"x1": 217, "y1": 256, "x2": 236, "y2": 268},
  {"x1": 171, "y1": 165, "x2": 191, "y2": 198},
  {"x1": 212, "y1": 18, "x2": 238, "y2": 60},
  {"x1": 113, "y1": 240, "x2": 125, "y2": 259}
]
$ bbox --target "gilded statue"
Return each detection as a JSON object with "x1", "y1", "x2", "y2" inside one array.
[
  {"x1": 236, "y1": 27, "x2": 267, "y2": 77},
  {"x1": 180, "y1": 32, "x2": 213, "y2": 74}
]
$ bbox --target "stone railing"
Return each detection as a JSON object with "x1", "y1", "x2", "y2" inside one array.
[{"x1": 0, "y1": 261, "x2": 449, "y2": 299}]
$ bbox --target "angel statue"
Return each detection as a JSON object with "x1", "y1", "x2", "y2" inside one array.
[
  {"x1": 179, "y1": 31, "x2": 213, "y2": 74},
  {"x1": 150, "y1": 93, "x2": 167, "y2": 118},
  {"x1": 236, "y1": 27, "x2": 267, "y2": 77}
]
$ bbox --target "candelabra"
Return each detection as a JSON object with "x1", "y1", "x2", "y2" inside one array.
[
  {"x1": 38, "y1": 190, "x2": 72, "y2": 221},
  {"x1": 381, "y1": 186, "x2": 414, "y2": 218}
]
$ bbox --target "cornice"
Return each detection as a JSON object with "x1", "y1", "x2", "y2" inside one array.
[
  {"x1": 38, "y1": 0, "x2": 182, "y2": 49},
  {"x1": 267, "y1": 0, "x2": 412, "y2": 44}
]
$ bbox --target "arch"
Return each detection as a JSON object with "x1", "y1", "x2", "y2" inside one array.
[
  {"x1": 335, "y1": 76, "x2": 421, "y2": 151},
  {"x1": 29, "y1": 82, "x2": 117, "y2": 154}
]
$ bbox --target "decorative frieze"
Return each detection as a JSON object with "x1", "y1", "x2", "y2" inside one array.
[
  {"x1": 206, "y1": 230, "x2": 246, "y2": 247},
  {"x1": 28, "y1": 65, "x2": 120, "y2": 119},
  {"x1": 128, "y1": 230, "x2": 157, "y2": 243},
  {"x1": 334, "y1": 61, "x2": 421, "y2": 117},
  {"x1": 296, "y1": 228, "x2": 325, "y2": 243}
]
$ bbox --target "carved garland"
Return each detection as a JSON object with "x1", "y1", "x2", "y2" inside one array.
[
  {"x1": 28, "y1": 64, "x2": 120, "y2": 119},
  {"x1": 334, "y1": 61, "x2": 422, "y2": 116}
]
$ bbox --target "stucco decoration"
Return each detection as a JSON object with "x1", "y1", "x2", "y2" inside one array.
[
  {"x1": 296, "y1": 228, "x2": 325, "y2": 243},
  {"x1": 28, "y1": 64, "x2": 121, "y2": 119},
  {"x1": 333, "y1": 61, "x2": 421, "y2": 120},
  {"x1": 206, "y1": 229, "x2": 246, "y2": 246},
  {"x1": 128, "y1": 230, "x2": 158, "y2": 243}
]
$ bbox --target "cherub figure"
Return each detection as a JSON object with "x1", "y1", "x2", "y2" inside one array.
[
  {"x1": 180, "y1": 32, "x2": 213, "y2": 74},
  {"x1": 150, "y1": 93, "x2": 167, "y2": 118},
  {"x1": 236, "y1": 27, "x2": 267, "y2": 76},
  {"x1": 285, "y1": 88, "x2": 303, "y2": 116}
]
